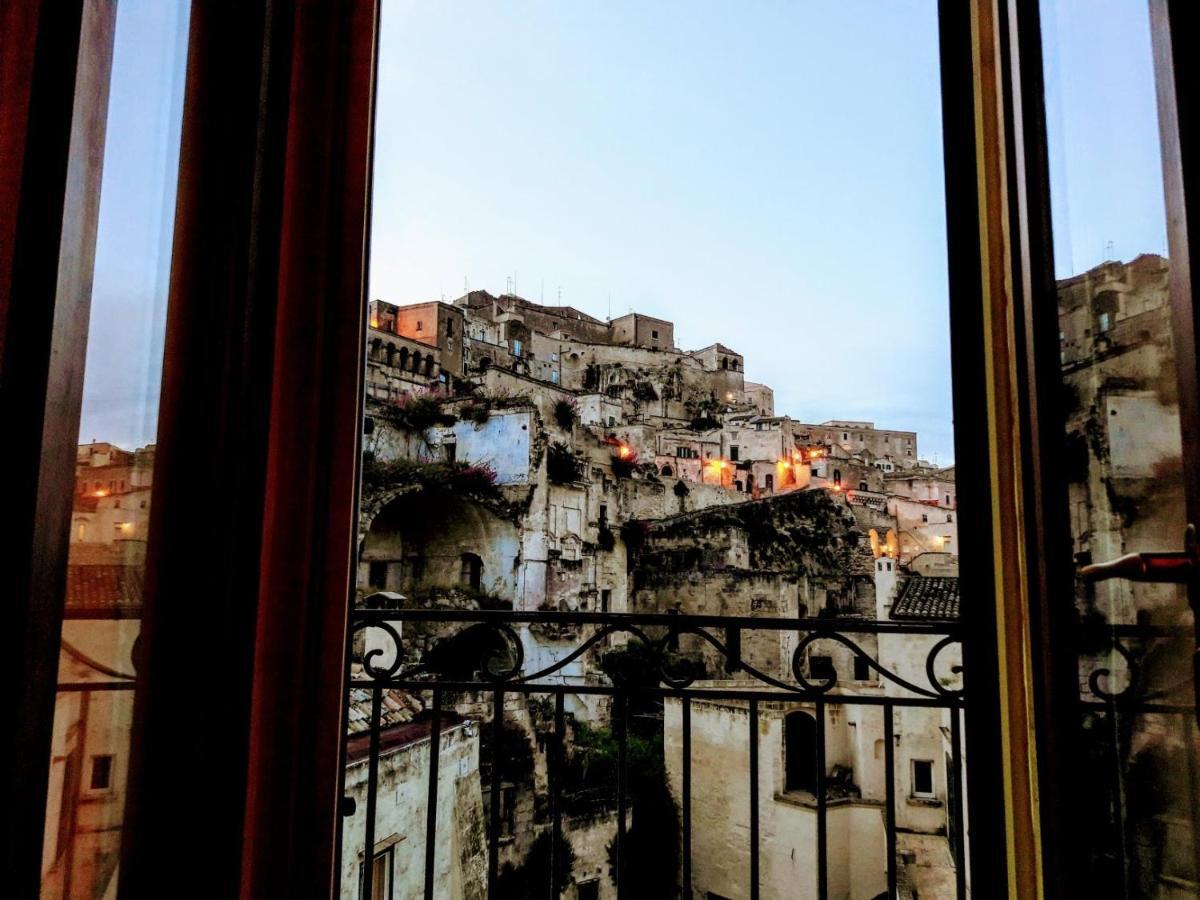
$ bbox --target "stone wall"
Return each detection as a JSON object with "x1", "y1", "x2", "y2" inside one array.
[{"x1": 341, "y1": 723, "x2": 487, "y2": 900}]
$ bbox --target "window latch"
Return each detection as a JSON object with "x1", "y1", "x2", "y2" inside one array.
[{"x1": 1079, "y1": 524, "x2": 1200, "y2": 723}]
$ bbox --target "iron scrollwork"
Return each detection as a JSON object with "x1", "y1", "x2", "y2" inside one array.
[{"x1": 349, "y1": 609, "x2": 965, "y2": 701}]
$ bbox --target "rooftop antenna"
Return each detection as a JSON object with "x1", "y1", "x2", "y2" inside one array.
[
  {"x1": 506, "y1": 275, "x2": 512, "y2": 294},
  {"x1": 1104, "y1": 239, "x2": 1115, "y2": 260},
  {"x1": 513, "y1": 271, "x2": 518, "y2": 295},
  {"x1": 464, "y1": 276, "x2": 470, "y2": 293},
  {"x1": 557, "y1": 285, "x2": 562, "y2": 303},
  {"x1": 540, "y1": 279, "x2": 544, "y2": 303},
  {"x1": 607, "y1": 292, "x2": 612, "y2": 320}
]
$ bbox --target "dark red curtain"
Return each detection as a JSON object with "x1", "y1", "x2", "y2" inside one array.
[{"x1": 119, "y1": 3, "x2": 376, "y2": 897}]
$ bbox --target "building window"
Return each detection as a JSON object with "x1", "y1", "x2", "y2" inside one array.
[
  {"x1": 651, "y1": 330, "x2": 659, "y2": 339},
  {"x1": 911, "y1": 759, "x2": 935, "y2": 798},
  {"x1": 599, "y1": 504, "x2": 608, "y2": 524},
  {"x1": 511, "y1": 338, "x2": 523, "y2": 357},
  {"x1": 842, "y1": 432, "x2": 848, "y2": 441},
  {"x1": 729, "y1": 445, "x2": 739, "y2": 461},
  {"x1": 946, "y1": 513, "x2": 953, "y2": 523},
  {"x1": 578, "y1": 882, "x2": 600, "y2": 900},
  {"x1": 922, "y1": 513, "x2": 928, "y2": 523},
  {"x1": 810, "y1": 655, "x2": 836, "y2": 681},
  {"x1": 550, "y1": 370, "x2": 559, "y2": 384},
  {"x1": 832, "y1": 469, "x2": 841, "y2": 486},
  {"x1": 784, "y1": 711, "x2": 818, "y2": 793},
  {"x1": 360, "y1": 848, "x2": 393, "y2": 900},
  {"x1": 368, "y1": 561, "x2": 388, "y2": 590},
  {"x1": 601, "y1": 589, "x2": 611, "y2": 612},
  {"x1": 460, "y1": 553, "x2": 483, "y2": 591},
  {"x1": 1098, "y1": 311, "x2": 1112, "y2": 332},
  {"x1": 89, "y1": 754, "x2": 114, "y2": 791},
  {"x1": 445, "y1": 319, "x2": 453, "y2": 334},
  {"x1": 764, "y1": 473, "x2": 774, "y2": 491},
  {"x1": 853, "y1": 656, "x2": 871, "y2": 681},
  {"x1": 415, "y1": 320, "x2": 423, "y2": 331}
]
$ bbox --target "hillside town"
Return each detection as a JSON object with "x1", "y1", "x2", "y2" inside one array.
[
  {"x1": 43, "y1": 255, "x2": 1183, "y2": 899},
  {"x1": 352, "y1": 287, "x2": 962, "y2": 898}
]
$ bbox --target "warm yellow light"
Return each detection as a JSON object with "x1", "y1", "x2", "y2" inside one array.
[
  {"x1": 94, "y1": 489, "x2": 108, "y2": 498},
  {"x1": 118, "y1": 522, "x2": 133, "y2": 533},
  {"x1": 726, "y1": 392, "x2": 734, "y2": 401},
  {"x1": 617, "y1": 445, "x2": 631, "y2": 459},
  {"x1": 370, "y1": 316, "x2": 379, "y2": 329}
]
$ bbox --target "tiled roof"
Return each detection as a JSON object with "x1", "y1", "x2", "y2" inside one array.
[
  {"x1": 64, "y1": 564, "x2": 143, "y2": 611},
  {"x1": 344, "y1": 681, "x2": 466, "y2": 762},
  {"x1": 345, "y1": 683, "x2": 422, "y2": 736},
  {"x1": 891, "y1": 577, "x2": 959, "y2": 621}
]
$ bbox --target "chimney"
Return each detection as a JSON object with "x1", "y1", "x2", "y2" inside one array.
[{"x1": 874, "y1": 557, "x2": 898, "y2": 619}]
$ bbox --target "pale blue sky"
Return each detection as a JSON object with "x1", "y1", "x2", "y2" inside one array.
[{"x1": 81, "y1": 1, "x2": 1169, "y2": 466}]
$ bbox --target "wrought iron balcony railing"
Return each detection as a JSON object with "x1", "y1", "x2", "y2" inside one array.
[{"x1": 343, "y1": 608, "x2": 969, "y2": 900}]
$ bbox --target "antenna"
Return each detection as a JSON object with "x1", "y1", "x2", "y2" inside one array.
[
  {"x1": 1104, "y1": 239, "x2": 1115, "y2": 260},
  {"x1": 607, "y1": 292, "x2": 611, "y2": 320},
  {"x1": 506, "y1": 275, "x2": 512, "y2": 294},
  {"x1": 557, "y1": 285, "x2": 562, "y2": 303}
]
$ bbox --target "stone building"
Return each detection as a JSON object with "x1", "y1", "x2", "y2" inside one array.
[
  {"x1": 340, "y1": 686, "x2": 488, "y2": 899},
  {"x1": 356, "y1": 288, "x2": 956, "y2": 895},
  {"x1": 40, "y1": 443, "x2": 154, "y2": 900},
  {"x1": 663, "y1": 555, "x2": 963, "y2": 900}
]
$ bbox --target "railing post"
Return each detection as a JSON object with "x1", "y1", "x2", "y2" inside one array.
[
  {"x1": 361, "y1": 685, "x2": 383, "y2": 900},
  {"x1": 423, "y1": 688, "x2": 442, "y2": 900},
  {"x1": 682, "y1": 695, "x2": 692, "y2": 900},
  {"x1": 749, "y1": 698, "x2": 760, "y2": 900}
]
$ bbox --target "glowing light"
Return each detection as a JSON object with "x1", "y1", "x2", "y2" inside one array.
[
  {"x1": 93, "y1": 489, "x2": 108, "y2": 498},
  {"x1": 370, "y1": 316, "x2": 379, "y2": 329},
  {"x1": 118, "y1": 522, "x2": 133, "y2": 533},
  {"x1": 617, "y1": 445, "x2": 632, "y2": 460}
]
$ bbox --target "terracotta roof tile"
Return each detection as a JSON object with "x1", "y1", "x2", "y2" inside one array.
[{"x1": 891, "y1": 577, "x2": 959, "y2": 621}]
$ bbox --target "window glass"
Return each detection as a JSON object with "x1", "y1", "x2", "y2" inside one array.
[{"x1": 41, "y1": 3, "x2": 190, "y2": 898}]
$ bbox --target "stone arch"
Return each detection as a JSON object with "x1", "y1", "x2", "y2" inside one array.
[
  {"x1": 660, "y1": 464, "x2": 673, "y2": 477},
  {"x1": 385, "y1": 342, "x2": 396, "y2": 366},
  {"x1": 398, "y1": 346, "x2": 410, "y2": 370},
  {"x1": 359, "y1": 490, "x2": 520, "y2": 602},
  {"x1": 369, "y1": 337, "x2": 382, "y2": 360},
  {"x1": 411, "y1": 351, "x2": 423, "y2": 373},
  {"x1": 424, "y1": 355, "x2": 435, "y2": 376}
]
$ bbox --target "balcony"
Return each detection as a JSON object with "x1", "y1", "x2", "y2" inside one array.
[{"x1": 343, "y1": 607, "x2": 967, "y2": 900}]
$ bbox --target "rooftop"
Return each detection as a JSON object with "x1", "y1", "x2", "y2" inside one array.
[{"x1": 891, "y1": 577, "x2": 960, "y2": 621}]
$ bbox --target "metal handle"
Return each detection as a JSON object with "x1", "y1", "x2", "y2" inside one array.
[
  {"x1": 1079, "y1": 551, "x2": 1195, "y2": 584},
  {"x1": 1078, "y1": 525, "x2": 1200, "y2": 725}
]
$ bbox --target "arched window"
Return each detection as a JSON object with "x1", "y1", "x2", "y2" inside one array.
[
  {"x1": 721, "y1": 357, "x2": 728, "y2": 370},
  {"x1": 398, "y1": 347, "x2": 410, "y2": 370},
  {"x1": 833, "y1": 469, "x2": 841, "y2": 486},
  {"x1": 765, "y1": 473, "x2": 774, "y2": 491},
  {"x1": 424, "y1": 356, "x2": 435, "y2": 376},
  {"x1": 385, "y1": 342, "x2": 396, "y2": 366},
  {"x1": 460, "y1": 553, "x2": 483, "y2": 591},
  {"x1": 660, "y1": 465, "x2": 673, "y2": 477},
  {"x1": 369, "y1": 338, "x2": 382, "y2": 360},
  {"x1": 478, "y1": 356, "x2": 492, "y2": 372},
  {"x1": 785, "y1": 711, "x2": 818, "y2": 793},
  {"x1": 411, "y1": 352, "x2": 422, "y2": 373}
]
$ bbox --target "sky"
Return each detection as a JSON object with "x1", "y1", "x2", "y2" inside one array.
[{"x1": 81, "y1": 1, "x2": 1169, "y2": 466}]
